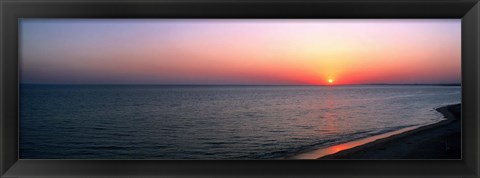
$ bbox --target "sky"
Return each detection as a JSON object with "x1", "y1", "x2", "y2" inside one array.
[{"x1": 20, "y1": 19, "x2": 461, "y2": 85}]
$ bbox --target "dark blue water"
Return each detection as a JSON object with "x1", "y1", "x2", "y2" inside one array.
[{"x1": 19, "y1": 85, "x2": 460, "y2": 159}]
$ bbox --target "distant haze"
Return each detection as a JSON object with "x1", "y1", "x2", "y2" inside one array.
[{"x1": 20, "y1": 19, "x2": 461, "y2": 85}]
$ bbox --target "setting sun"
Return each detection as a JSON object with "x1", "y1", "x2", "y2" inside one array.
[
  {"x1": 20, "y1": 19, "x2": 461, "y2": 85},
  {"x1": 18, "y1": 19, "x2": 462, "y2": 160}
]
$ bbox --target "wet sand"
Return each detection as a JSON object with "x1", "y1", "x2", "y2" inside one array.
[{"x1": 318, "y1": 103, "x2": 461, "y2": 159}]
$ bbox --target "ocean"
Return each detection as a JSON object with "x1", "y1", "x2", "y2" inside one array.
[{"x1": 19, "y1": 85, "x2": 461, "y2": 159}]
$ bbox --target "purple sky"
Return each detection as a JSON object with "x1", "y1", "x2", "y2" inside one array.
[{"x1": 20, "y1": 19, "x2": 461, "y2": 85}]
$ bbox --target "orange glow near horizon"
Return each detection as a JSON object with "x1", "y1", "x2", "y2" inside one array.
[{"x1": 20, "y1": 19, "x2": 461, "y2": 85}]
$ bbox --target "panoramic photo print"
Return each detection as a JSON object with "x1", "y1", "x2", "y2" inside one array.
[{"x1": 19, "y1": 19, "x2": 461, "y2": 159}]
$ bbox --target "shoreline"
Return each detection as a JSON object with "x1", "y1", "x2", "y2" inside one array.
[{"x1": 288, "y1": 103, "x2": 461, "y2": 159}]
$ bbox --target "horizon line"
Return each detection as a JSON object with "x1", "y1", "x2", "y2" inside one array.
[{"x1": 19, "y1": 83, "x2": 462, "y2": 86}]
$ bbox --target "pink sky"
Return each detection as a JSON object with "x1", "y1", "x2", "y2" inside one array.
[{"x1": 20, "y1": 19, "x2": 461, "y2": 85}]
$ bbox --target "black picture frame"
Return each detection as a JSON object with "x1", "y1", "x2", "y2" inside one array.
[{"x1": 1, "y1": 0, "x2": 479, "y2": 177}]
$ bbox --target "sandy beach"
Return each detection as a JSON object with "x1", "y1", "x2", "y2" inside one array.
[
  {"x1": 317, "y1": 103, "x2": 461, "y2": 159},
  {"x1": 288, "y1": 103, "x2": 461, "y2": 159}
]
